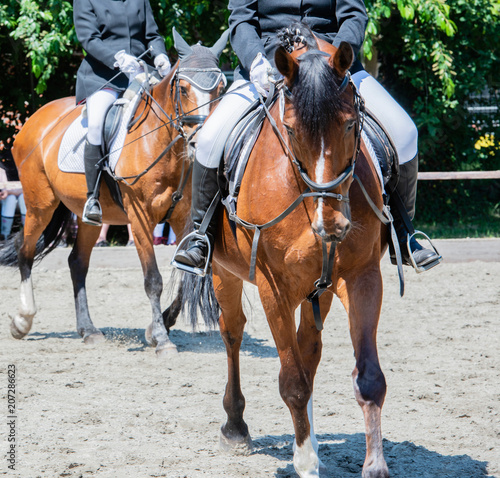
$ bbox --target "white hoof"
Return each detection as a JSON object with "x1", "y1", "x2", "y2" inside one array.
[
  {"x1": 219, "y1": 430, "x2": 253, "y2": 455},
  {"x1": 10, "y1": 314, "x2": 33, "y2": 339},
  {"x1": 83, "y1": 331, "x2": 106, "y2": 345}
]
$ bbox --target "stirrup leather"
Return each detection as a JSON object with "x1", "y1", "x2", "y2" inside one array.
[
  {"x1": 406, "y1": 230, "x2": 442, "y2": 273},
  {"x1": 171, "y1": 231, "x2": 212, "y2": 277},
  {"x1": 82, "y1": 197, "x2": 102, "y2": 226}
]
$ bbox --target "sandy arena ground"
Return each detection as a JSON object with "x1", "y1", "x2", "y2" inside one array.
[{"x1": 1, "y1": 239, "x2": 499, "y2": 477}]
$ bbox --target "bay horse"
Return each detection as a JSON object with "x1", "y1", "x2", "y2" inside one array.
[
  {"x1": 203, "y1": 27, "x2": 390, "y2": 477},
  {"x1": 0, "y1": 29, "x2": 227, "y2": 356}
]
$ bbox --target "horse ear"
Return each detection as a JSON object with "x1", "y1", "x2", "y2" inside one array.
[
  {"x1": 329, "y1": 41, "x2": 354, "y2": 77},
  {"x1": 209, "y1": 29, "x2": 230, "y2": 60},
  {"x1": 275, "y1": 46, "x2": 299, "y2": 86},
  {"x1": 172, "y1": 27, "x2": 194, "y2": 59}
]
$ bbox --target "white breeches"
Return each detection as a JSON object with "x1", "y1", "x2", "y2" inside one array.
[
  {"x1": 85, "y1": 88, "x2": 120, "y2": 146},
  {"x1": 196, "y1": 71, "x2": 418, "y2": 169},
  {"x1": 196, "y1": 80, "x2": 260, "y2": 168},
  {"x1": 351, "y1": 70, "x2": 418, "y2": 164}
]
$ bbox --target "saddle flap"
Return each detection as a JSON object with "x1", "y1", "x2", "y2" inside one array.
[{"x1": 362, "y1": 112, "x2": 398, "y2": 187}]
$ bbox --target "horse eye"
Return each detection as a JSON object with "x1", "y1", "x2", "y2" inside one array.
[
  {"x1": 345, "y1": 120, "x2": 356, "y2": 133},
  {"x1": 180, "y1": 86, "x2": 189, "y2": 97}
]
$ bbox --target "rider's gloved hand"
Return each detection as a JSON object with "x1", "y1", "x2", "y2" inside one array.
[
  {"x1": 154, "y1": 53, "x2": 172, "y2": 77},
  {"x1": 114, "y1": 50, "x2": 143, "y2": 79},
  {"x1": 250, "y1": 53, "x2": 274, "y2": 97}
]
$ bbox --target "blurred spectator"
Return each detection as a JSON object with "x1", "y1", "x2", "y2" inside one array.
[
  {"x1": 153, "y1": 223, "x2": 176, "y2": 245},
  {"x1": 0, "y1": 150, "x2": 25, "y2": 240},
  {"x1": 95, "y1": 223, "x2": 134, "y2": 247}
]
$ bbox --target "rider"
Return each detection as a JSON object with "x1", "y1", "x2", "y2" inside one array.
[
  {"x1": 173, "y1": 0, "x2": 442, "y2": 273},
  {"x1": 74, "y1": 0, "x2": 172, "y2": 225}
]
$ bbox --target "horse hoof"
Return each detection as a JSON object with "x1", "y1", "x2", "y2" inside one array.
[
  {"x1": 10, "y1": 315, "x2": 31, "y2": 340},
  {"x1": 83, "y1": 331, "x2": 106, "y2": 345},
  {"x1": 145, "y1": 323, "x2": 155, "y2": 346},
  {"x1": 155, "y1": 342, "x2": 178, "y2": 357},
  {"x1": 362, "y1": 463, "x2": 389, "y2": 478},
  {"x1": 219, "y1": 431, "x2": 253, "y2": 455}
]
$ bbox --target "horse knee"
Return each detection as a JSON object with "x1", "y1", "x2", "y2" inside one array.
[
  {"x1": 353, "y1": 359, "x2": 386, "y2": 407},
  {"x1": 279, "y1": 368, "x2": 312, "y2": 414}
]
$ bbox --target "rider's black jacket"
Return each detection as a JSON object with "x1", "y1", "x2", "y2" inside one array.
[
  {"x1": 74, "y1": 0, "x2": 167, "y2": 103},
  {"x1": 229, "y1": 0, "x2": 368, "y2": 78}
]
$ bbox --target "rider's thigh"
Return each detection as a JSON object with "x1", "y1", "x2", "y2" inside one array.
[
  {"x1": 196, "y1": 80, "x2": 260, "y2": 168},
  {"x1": 352, "y1": 70, "x2": 418, "y2": 164}
]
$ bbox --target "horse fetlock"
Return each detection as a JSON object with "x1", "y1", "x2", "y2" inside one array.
[
  {"x1": 219, "y1": 426, "x2": 253, "y2": 455},
  {"x1": 9, "y1": 313, "x2": 34, "y2": 339}
]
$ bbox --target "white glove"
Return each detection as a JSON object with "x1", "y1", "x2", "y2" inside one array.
[
  {"x1": 250, "y1": 53, "x2": 273, "y2": 96},
  {"x1": 114, "y1": 50, "x2": 142, "y2": 79},
  {"x1": 154, "y1": 53, "x2": 172, "y2": 77}
]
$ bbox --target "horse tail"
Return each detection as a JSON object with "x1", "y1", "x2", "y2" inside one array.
[
  {"x1": 178, "y1": 271, "x2": 220, "y2": 330},
  {"x1": 0, "y1": 202, "x2": 73, "y2": 268}
]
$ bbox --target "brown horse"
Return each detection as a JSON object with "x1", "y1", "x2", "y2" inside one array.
[
  {"x1": 200, "y1": 27, "x2": 390, "y2": 477},
  {"x1": 0, "y1": 29, "x2": 228, "y2": 356}
]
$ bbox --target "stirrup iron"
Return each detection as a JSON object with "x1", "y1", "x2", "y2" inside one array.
[
  {"x1": 407, "y1": 230, "x2": 442, "y2": 273},
  {"x1": 171, "y1": 231, "x2": 212, "y2": 277},
  {"x1": 82, "y1": 197, "x2": 102, "y2": 226}
]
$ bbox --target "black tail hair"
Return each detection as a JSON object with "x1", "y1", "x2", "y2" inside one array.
[
  {"x1": 0, "y1": 202, "x2": 73, "y2": 268},
  {"x1": 178, "y1": 271, "x2": 220, "y2": 330}
]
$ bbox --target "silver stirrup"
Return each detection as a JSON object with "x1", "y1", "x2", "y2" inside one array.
[
  {"x1": 171, "y1": 231, "x2": 212, "y2": 277},
  {"x1": 82, "y1": 197, "x2": 102, "y2": 226},
  {"x1": 407, "y1": 230, "x2": 442, "y2": 273}
]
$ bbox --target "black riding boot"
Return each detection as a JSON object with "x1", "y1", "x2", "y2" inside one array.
[
  {"x1": 173, "y1": 161, "x2": 219, "y2": 271},
  {"x1": 82, "y1": 140, "x2": 103, "y2": 226},
  {"x1": 388, "y1": 155, "x2": 442, "y2": 271}
]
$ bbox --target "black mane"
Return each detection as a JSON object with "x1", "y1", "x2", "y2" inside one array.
[{"x1": 278, "y1": 22, "x2": 348, "y2": 144}]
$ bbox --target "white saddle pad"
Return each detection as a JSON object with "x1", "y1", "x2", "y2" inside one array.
[{"x1": 58, "y1": 89, "x2": 144, "y2": 174}]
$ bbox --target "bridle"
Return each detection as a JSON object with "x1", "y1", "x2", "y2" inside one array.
[{"x1": 170, "y1": 66, "x2": 226, "y2": 139}]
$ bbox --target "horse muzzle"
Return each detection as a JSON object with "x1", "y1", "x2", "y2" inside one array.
[{"x1": 312, "y1": 210, "x2": 351, "y2": 243}]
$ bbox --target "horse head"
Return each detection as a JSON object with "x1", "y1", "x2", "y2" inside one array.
[
  {"x1": 275, "y1": 25, "x2": 361, "y2": 243},
  {"x1": 170, "y1": 28, "x2": 229, "y2": 160}
]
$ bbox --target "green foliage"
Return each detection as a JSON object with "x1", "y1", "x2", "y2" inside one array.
[
  {"x1": 3, "y1": 0, "x2": 75, "y2": 94},
  {"x1": 150, "y1": 0, "x2": 230, "y2": 63}
]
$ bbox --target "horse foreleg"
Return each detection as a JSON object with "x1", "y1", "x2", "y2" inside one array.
[
  {"x1": 68, "y1": 221, "x2": 105, "y2": 344},
  {"x1": 213, "y1": 269, "x2": 253, "y2": 455},
  {"x1": 132, "y1": 225, "x2": 177, "y2": 357},
  {"x1": 258, "y1": 280, "x2": 319, "y2": 478},
  {"x1": 338, "y1": 267, "x2": 389, "y2": 478},
  {"x1": 295, "y1": 295, "x2": 333, "y2": 472}
]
